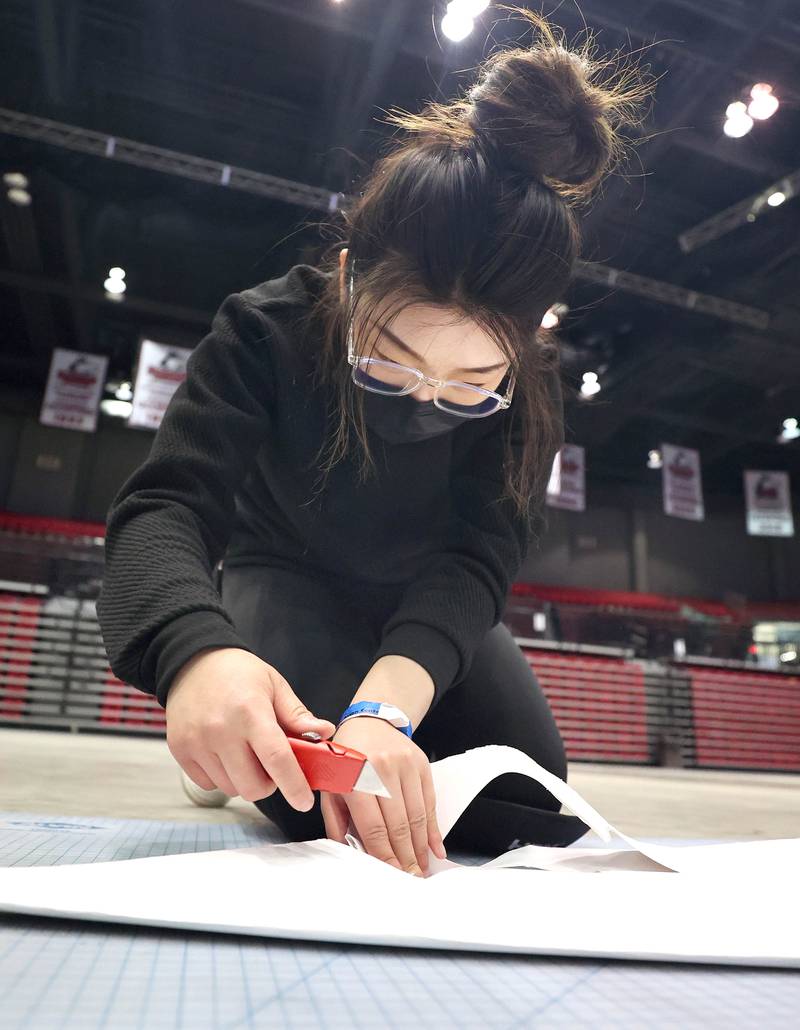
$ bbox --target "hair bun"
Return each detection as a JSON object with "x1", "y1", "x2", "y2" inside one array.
[{"x1": 464, "y1": 7, "x2": 653, "y2": 202}]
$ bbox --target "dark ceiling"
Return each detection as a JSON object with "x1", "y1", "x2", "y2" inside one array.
[{"x1": 1, "y1": 0, "x2": 799, "y2": 496}]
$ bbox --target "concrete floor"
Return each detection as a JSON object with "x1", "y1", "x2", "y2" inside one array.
[{"x1": 1, "y1": 726, "x2": 799, "y2": 840}]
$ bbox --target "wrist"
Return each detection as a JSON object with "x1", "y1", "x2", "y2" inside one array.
[
  {"x1": 351, "y1": 654, "x2": 434, "y2": 728},
  {"x1": 337, "y1": 701, "x2": 413, "y2": 737}
]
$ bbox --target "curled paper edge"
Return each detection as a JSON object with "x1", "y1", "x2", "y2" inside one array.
[{"x1": 344, "y1": 744, "x2": 612, "y2": 854}]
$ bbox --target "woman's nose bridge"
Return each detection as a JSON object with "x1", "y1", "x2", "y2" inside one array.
[{"x1": 415, "y1": 370, "x2": 443, "y2": 400}]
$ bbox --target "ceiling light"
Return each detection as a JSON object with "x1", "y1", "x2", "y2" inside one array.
[
  {"x1": 104, "y1": 266, "x2": 127, "y2": 298},
  {"x1": 2, "y1": 172, "x2": 29, "y2": 189},
  {"x1": 647, "y1": 449, "x2": 663, "y2": 469},
  {"x1": 540, "y1": 302, "x2": 568, "y2": 329},
  {"x1": 100, "y1": 399, "x2": 132, "y2": 418},
  {"x1": 724, "y1": 101, "x2": 753, "y2": 137},
  {"x1": 724, "y1": 114, "x2": 753, "y2": 138},
  {"x1": 767, "y1": 192, "x2": 786, "y2": 207},
  {"x1": 441, "y1": 4, "x2": 475, "y2": 41},
  {"x1": 748, "y1": 83, "x2": 779, "y2": 120},
  {"x1": 6, "y1": 188, "x2": 31, "y2": 206},
  {"x1": 580, "y1": 371, "x2": 601, "y2": 398},
  {"x1": 541, "y1": 309, "x2": 559, "y2": 329},
  {"x1": 104, "y1": 276, "x2": 125, "y2": 296}
]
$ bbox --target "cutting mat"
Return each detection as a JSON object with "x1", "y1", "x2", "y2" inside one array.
[{"x1": 1, "y1": 811, "x2": 798, "y2": 1029}]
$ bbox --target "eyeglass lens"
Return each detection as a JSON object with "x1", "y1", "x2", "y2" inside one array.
[{"x1": 353, "y1": 358, "x2": 502, "y2": 416}]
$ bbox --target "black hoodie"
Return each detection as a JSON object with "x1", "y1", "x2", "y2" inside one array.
[{"x1": 97, "y1": 263, "x2": 564, "y2": 709}]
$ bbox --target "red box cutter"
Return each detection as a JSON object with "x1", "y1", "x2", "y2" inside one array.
[{"x1": 287, "y1": 731, "x2": 391, "y2": 797}]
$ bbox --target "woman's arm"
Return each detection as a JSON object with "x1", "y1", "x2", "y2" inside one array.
[
  {"x1": 369, "y1": 368, "x2": 565, "y2": 713},
  {"x1": 97, "y1": 291, "x2": 279, "y2": 707}
]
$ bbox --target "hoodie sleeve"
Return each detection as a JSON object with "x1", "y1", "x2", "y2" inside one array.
[
  {"x1": 96, "y1": 291, "x2": 279, "y2": 708},
  {"x1": 371, "y1": 369, "x2": 565, "y2": 709}
]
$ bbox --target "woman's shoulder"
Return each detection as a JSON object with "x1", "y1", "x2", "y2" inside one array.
[{"x1": 238, "y1": 263, "x2": 332, "y2": 318}]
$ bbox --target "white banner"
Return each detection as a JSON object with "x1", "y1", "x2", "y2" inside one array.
[
  {"x1": 546, "y1": 444, "x2": 586, "y2": 512},
  {"x1": 744, "y1": 470, "x2": 795, "y2": 537},
  {"x1": 39, "y1": 349, "x2": 108, "y2": 433},
  {"x1": 128, "y1": 339, "x2": 192, "y2": 430},
  {"x1": 662, "y1": 443, "x2": 704, "y2": 521}
]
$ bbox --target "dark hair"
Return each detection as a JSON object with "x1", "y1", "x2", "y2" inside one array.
[{"x1": 299, "y1": 6, "x2": 654, "y2": 532}]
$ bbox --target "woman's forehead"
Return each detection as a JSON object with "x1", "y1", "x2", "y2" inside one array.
[{"x1": 361, "y1": 299, "x2": 507, "y2": 370}]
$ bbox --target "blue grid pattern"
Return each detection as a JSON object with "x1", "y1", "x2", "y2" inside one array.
[{"x1": 1, "y1": 812, "x2": 798, "y2": 1029}]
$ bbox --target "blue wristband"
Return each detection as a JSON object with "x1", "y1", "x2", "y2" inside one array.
[{"x1": 337, "y1": 701, "x2": 413, "y2": 737}]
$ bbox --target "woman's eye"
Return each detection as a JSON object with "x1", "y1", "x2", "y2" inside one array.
[{"x1": 375, "y1": 351, "x2": 485, "y2": 387}]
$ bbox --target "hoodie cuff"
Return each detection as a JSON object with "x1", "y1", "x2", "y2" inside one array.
[
  {"x1": 140, "y1": 610, "x2": 254, "y2": 709},
  {"x1": 372, "y1": 623, "x2": 461, "y2": 707}
]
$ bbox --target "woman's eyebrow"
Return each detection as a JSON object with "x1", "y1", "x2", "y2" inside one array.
[{"x1": 380, "y1": 325, "x2": 507, "y2": 374}]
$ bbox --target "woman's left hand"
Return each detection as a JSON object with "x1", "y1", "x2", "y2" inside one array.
[{"x1": 320, "y1": 716, "x2": 447, "y2": 876}]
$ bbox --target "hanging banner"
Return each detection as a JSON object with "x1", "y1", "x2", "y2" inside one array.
[
  {"x1": 744, "y1": 470, "x2": 795, "y2": 537},
  {"x1": 546, "y1": 444, "x2": 586, "y2": 512},
  {"x1": 128, "y1": 339, "x2": 192, "y2": 430},
  {"x1": 662, "y1": 443, "x2": 704, "y2": 521},
  {"x1": 39, "y1": 349, "x2": 108, "y2": 433}
]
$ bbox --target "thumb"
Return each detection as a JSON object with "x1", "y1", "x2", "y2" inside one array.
[{"x1": 272, "y1": 679, "x2": 337, "y2": 738}]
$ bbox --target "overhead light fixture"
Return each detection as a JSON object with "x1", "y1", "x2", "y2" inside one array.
[
  {"x1": 541, "y1": 310, "x2": 558, "y2": 329},
  {"x1": 748, "y1": 83, "x2": 779, "y2": 121},
  {"x1": 115, "y1": 380, "x2": 133, "y2": 401},
  {"x1": 767, "y1": 191, "x2": 786, "y2": 207},
  {"x1": 579, "y1": 371, "x2": 601, "y2": 399},
  {"x1": 647, "y1": 449, "x2": 663, "y2": 469},
  {"x1": 540, "y1": 302, "x2": 569, "y2": 329},
  {"x1": 100, "y1": 399, "x2": 132, "y2": 418},
  {"x1": 778, "y1": 417, "x2": 799, "y2": 443},
  {"x1": 104, "y1": 266, "x2": 126, "y2": 299},
  {"x1": 3, "y1": 171, "x2": 32, "y2": 205},
  {"x1": 6, "y1": 188, "x2": 31, "y2": 207},
  {"x1": 441, "y1": 1, "x2": 489, "y2": 42},
  {"x1": 723, "y1": 101, "x2": 753, "y2": 138},
  {"x1": 3, "y1": 172, "x2": 29, "y2": 189},
  {"x1": 441, "y1": 10, "x2": 474, "y2": 41}
]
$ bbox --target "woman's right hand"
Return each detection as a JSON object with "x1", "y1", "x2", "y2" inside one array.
[{"x1": 165, "y1": 647, "x2": 336, "y2": 811}]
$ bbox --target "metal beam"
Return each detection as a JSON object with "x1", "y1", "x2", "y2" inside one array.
[
  {"x1": 575, "y1": 262, "x2": 770, "y2": 330},
  {"x1": 2, "y1": 108, "x2": 775, "y2": 335},
  {"x1": 0, "y1": 107, "x2": 344, "y2": 214},
  {"x1": 678, "y1": 167, "x2": 800, "y2": 253}
]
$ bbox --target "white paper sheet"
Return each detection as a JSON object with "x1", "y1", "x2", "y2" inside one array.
[{"x1": 1, "y1": 745, "x2": 798, "y2": 966}]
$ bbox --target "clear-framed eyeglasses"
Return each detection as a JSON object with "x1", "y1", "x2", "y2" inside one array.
[{"x1": 345, "y1": 257, "x2": 516, "y2": 418}]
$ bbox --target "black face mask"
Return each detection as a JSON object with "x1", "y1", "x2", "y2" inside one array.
[{"x1": 361, "y1": 389, "x2": 467, "y2": 444}]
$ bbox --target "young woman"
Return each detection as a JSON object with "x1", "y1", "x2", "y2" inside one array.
[{"x1": 98, "y1": 11, "x2": 649, "y2": 876}]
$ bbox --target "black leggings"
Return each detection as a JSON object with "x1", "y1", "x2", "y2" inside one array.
[{"x1": 221, "y1": 563, "x2": 587, "y2": 855}]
